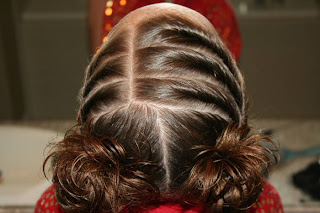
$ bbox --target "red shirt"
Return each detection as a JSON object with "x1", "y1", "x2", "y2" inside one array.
[
  {"x1": 102, "y1": 0, "x2": 242, "y2": 61},
  {"x1": 35, "y1": 180, "x2": 283, "y2": 213}
]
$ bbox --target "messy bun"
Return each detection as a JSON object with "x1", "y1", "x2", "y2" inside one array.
[
  {"x1": 183, "y1": 123, "x2": 275, "y2": 211},
  {"x1": 45, "y1": 7, "x2": 277, "y2": 213},
  {"x1": 45, "y1": 126, "x2": 161, "y2": 213}
]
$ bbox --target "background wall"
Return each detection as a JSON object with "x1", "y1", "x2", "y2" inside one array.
[
  {"x1": 0, "y1": 32, "x2": 13, "y2": 120},
  {"x1": 0, "y1": 0, "x2": 88, "y2": 120},
  {"x1": 0, "y1": 0, "x2": 319, "y2": 120},
  {"x1": 18, "y1": 0, "x2": 87, "y2": 119},
  {"x1": 239, "y1": 13, "x2": 320, "y2": 118}
]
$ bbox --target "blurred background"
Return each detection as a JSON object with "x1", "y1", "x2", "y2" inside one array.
[
  {"x1": 0, "y1": 0, "x2": 319, "y2": 120},
  {"x1": 0, "y1": 0, "x2": 319, "y2": 212}
]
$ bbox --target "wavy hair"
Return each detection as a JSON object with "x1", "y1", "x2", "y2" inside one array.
[{"x1": 44, "y1": 12, "x2": 277, "y2": 213}]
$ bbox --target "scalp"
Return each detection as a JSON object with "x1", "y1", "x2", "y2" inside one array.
[{"x1": 104, "y1": 3, "x2": 217, "y2": 45}]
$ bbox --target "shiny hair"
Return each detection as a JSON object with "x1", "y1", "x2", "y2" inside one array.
[{"x1": 45, "y1": 12, "x2": 277, "y2": 213}]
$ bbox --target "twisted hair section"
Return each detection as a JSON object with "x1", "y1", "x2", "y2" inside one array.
[
  {"x1": 44, "y1": 12, "x2": 278, "y2": 213},
  {"x1": 135, "y1": 15, "x2": 246, "y2": 120}
]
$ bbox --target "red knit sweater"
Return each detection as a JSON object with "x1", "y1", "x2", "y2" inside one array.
[{"x1": 34, "y1": 180, "x2": 283, "y2": 213}]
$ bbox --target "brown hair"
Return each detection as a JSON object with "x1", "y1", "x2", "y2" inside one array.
[{"x1": 44, "y1": 11, "x2": 277, "y2": 213}]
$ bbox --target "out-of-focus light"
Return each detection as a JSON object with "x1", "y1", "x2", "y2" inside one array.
[
  {"x1": 102, "y1": 36, "x2": 108, "y2": 43},
  {"x1": 106, "y1": 0, "x2": 113, "y2": 8},
  {"x1": 120, "y1": 0, "x2": 127, "y2": 6},
  {"x1": 105, "y1": 8, "x2": 113, "y2": 16},
  {"x1": 239, "y1": 2, "x2": 248, "y2": 14},
  {"x1": 104, "y1": 23, "x2": 112, "y2": 31},
  {"x1": 96, "y1": 48, "x2": 101, "y2": 53}
]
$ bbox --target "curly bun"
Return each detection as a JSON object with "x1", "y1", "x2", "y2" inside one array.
[
  {"x1": 45, "y1": 126, "x2": 160, "y2": 213},
  {"x1": 183, "y1": 123, "x2": 277, "y2": 211}
]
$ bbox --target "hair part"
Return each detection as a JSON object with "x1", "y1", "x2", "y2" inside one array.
[{"x1": 44, "y1": 12, "x2": 278, "y2": 213}]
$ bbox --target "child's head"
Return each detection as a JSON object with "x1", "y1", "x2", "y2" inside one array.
[{"x1": 48, "y1": 3, "x2": 275, "y2": 213}]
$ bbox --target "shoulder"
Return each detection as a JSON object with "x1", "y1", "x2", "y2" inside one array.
[
  {"x1": 35, "y1": 185, "x2": 64, "y2": 213},
  {"x1": 247, "y1": 180, "x2": 284, "y2": 213},
  {"x1": 35, "y1": 181, "x2": 283, "y2": 213}
]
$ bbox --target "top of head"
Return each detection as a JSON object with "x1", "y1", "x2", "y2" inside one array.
[
  {"x1": 77, "y1": 1, "x2": 249, "y2": 206},
  {"x1": 80, "y1": 2, "x2": 245, "y2": 122},
  {"x1": 114, "y1": 3, "x2": 216, "y2": 36}
]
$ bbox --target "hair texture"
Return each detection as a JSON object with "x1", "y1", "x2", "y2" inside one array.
[{"x1": 45, "y1": 12, "x2": 277, "y2": 213}]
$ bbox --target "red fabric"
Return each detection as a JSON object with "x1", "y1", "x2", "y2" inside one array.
[
  {"x1": 247, "y1": 181, "x2": 284, "y2": 213},
  {"x1": 102, "y1": 0, "x2": 242, "y2": 61},
  {"x1": 34, "y1": 185, "x2": 64, "y2": 213},
  {"x1": 34, "y1": 180, "x2": 283, "y2": 213}
]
